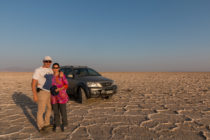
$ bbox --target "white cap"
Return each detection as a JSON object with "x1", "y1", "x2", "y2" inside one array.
[{"x1": 43, "y1": 56, "x2": 52, "y2": 61}]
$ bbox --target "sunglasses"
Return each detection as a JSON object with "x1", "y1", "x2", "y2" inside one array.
[
  {"x1": 44, "y1": 60, "x2": 52, "y2": 63},
  {"x1": 53, "y1": 67, "x2": 59, "y2": 69}
]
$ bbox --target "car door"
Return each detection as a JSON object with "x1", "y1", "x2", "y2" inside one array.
[{"x1": 60, "y1": 68, "x2": 77, "y2": 95}]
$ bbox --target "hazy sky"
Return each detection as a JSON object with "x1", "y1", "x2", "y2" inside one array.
[{"x1": 0, "y1": 0, "x2": 210, "y2": 72}]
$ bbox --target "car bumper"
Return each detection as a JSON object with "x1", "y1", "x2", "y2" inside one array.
[{"x1": 88, "y1": 85, "x2": 117, "y2": 97}]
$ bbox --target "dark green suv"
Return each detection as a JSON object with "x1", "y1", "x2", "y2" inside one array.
[{"x1": 60, "y1": 66, "x2": 117, "y2": 103}]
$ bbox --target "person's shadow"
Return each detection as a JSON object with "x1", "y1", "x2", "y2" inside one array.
[{"x1": 12, "y1": 92, "x2": 38, "y2": 130}]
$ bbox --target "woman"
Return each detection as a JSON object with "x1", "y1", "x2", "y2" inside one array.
[{"x1": 51, "y1": 63, "x2": 69, "y2": 132}]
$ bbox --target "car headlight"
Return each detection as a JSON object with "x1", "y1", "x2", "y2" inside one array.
[{"x1": 87, "y1": 82, "x2": 102, "y2": 88}]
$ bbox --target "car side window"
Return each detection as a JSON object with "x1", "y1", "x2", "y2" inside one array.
[
  {"x1": 62, "y1": 68, "x2": 73, "y2": 77},
  {"x1": 74, "y1": 68, "x2": 88, "y2": 77},
  {"x1": 73, "y1": 69, "x2": 79, "y2": 76}
]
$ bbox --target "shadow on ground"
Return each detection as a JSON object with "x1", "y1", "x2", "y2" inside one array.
[{"x1": 12, "y1": 92, "x2": 38, "y2": 130}]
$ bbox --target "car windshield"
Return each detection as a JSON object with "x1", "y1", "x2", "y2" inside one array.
[{"x1": 74, "y1": 68, "x2": 101, "y2": 77}]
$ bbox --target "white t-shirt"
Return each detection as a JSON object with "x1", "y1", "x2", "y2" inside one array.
[{"x1": 32, "y1": 67, "x2": 53, "y2": 91}]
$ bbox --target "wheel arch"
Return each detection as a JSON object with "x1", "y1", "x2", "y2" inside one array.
[{"x1": 76, "y1": 82, "x2": 90, "y2": 98}]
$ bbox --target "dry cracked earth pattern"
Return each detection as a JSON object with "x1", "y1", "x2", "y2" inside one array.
[{"x1": 0, "y1": 72, "x2": 210, "y2": 140}]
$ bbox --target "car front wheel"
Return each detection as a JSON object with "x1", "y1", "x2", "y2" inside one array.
[{"x1": 79, "y1": 87, "x2": 87, "y2": 104}]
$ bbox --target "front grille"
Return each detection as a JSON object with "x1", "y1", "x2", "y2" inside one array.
[{"x1": 101, "y1": 82, "x2": 112, "y2": 87}]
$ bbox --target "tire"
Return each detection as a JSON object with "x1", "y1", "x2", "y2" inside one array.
[{"x1": 79, "y1": 87, "x2": 87, "y2": 104}]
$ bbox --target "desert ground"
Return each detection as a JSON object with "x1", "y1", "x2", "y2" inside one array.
[{"x1": 0, "y1": 72, "x2": 210, "y2": 140}]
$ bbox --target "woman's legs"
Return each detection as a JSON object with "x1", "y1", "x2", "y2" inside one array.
[
  {"x1": 52, "y1": 103, "x2": 60, "y2": 126},
  {"x1": 59, "y1": 103, "x2": 68, "y2": 126},
  {"x1": 52, "y1": 103, "x2": 68, "y2": 131}
]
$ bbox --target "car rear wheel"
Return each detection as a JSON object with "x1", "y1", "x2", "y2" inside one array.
[{"x1": 79, "y1": 87, "x2": 87, "y2": 104}]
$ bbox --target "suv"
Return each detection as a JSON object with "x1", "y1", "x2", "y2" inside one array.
[{"x1": 60, "y1": 66, "x2": 117, "y2": 103}]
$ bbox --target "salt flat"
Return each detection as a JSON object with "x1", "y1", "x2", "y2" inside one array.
[{"x1": 0, "y1": 72, "x2": 210, "y2": 140}]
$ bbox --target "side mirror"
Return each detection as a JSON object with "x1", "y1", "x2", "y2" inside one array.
[{"x1": 67, "y1": 74, "x2": 74, "y2": 78}]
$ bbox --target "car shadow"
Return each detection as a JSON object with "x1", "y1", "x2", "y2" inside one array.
[{"x1": 12, "y1": 92, "x2": 38, "y2": 130}]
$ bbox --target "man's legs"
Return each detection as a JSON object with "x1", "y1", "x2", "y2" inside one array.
[
  {"x1": 44, "y1": 91, "x2": 52, "y2": 126},
  {"x1": 37, "y1": 90, "x2": 52, "y2": 130}
]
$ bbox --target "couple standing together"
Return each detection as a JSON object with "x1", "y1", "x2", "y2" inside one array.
[{"x1": 31, "y1": 56, "x2": 69, "y2": 132}]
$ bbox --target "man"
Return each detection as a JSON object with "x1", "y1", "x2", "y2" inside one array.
[{"x1": 31, "y1": 56, "x2": 53, "y2": 132}]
